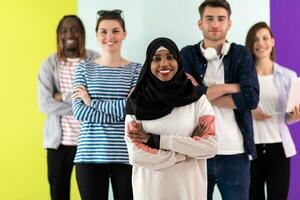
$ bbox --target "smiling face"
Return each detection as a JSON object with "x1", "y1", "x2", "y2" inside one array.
[
  {"x1": 150, "y1": 50, "x2": 178, "y2": 82},
  {"x1": 198, "y1": 6, "x2": 231, "y2": 43},
  {"x1": 253, "y1": 28, "x2": 275, "y2": 60},
  {"x1": 59, "y1": 17, "x2": 80, "y2": 52},
  {"x1": 96, "y1": 19, "x2": 126, "y2": 53}
]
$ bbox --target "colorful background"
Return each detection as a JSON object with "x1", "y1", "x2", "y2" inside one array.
[
  {"x1": 0, "y1": 0, "x2": 298, "y2": 199},
  {"x1": 271, "y1": 1, "x2": 300, "y2": 199}
]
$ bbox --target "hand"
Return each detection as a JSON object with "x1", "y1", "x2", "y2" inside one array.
[
  {"x1": 186, "y1": 73, "x2": 199, "y2": 86},
  {"x1": 72, "y1": 85, "x2": 92, "y2": 106},
  {"x1": 287, "y1": 104, "x2": 300, "y2": 124},
  {"x1": 53, "y1": 92, "x2": 63, "y2": 101},
  {"x1": 211, "y1": 95, "x2": 236, "y2": 109},
  {"x1": 192, "y1": 116, "x2": 215, "y2": 138},
  {"x1": 251, "y1": 107, "x2": 271, "y2": 121},
  {"x1": 192, "y1": 122, "x2": 209, "y2": 138},
  {"x1": 127, "y1": 121, "x2": 150, "y2": 143}
]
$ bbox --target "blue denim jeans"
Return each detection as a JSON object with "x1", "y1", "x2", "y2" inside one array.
[{"x1": 207, "y1": 154, "x2": 250, "y2": 200}]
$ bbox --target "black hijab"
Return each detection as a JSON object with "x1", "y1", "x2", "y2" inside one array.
[{"x1": 126, "y1": 37, "x2": 203, "y2": 120}]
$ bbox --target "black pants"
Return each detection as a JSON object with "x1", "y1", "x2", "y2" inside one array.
[
  {"x1": 76, "y1": 163, "x2": 133, "y2": 200},
  {"x1": 250, "y1": 143, "x2": 290, "y2": 200},
  {"x1": 47, "y1": 145, "x2": 77, "y2": 200}
]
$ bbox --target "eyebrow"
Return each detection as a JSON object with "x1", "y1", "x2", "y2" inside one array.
[
  {"x1": 204, "y1": 15, "x2": 227, "y2": 19},
  {"x1": 99, "y1": 27, "x2": 122, "y2": 30},
  {"x1": 153, "y1": 52, "x2": 172, "y2": 57}
]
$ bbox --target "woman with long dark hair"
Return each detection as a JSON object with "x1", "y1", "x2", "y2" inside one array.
[{"x1": 246, "y1": 22, "x2": 300, "y2": 200}]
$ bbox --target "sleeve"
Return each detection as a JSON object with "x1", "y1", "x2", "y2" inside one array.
[
  {"x1": 160, "y1": 95, "x2": 218, "y2": 159},
  {"x1": 284, "y1": 67, "x2": 297, "y2": 121},
  {"x1": 72, "y1": 63, "x2": 119, "y2": 123},
  {"x1": 125, "y1": 115, "x2": 186, "y2": 170},
  {"x1": 90, "y1": 99, "x2": 126, "y2": 121},
  {"x1": 231, "y1": 48, "x2": 259, "y2": 111},
  {"x1": 130, "y1": 63, "x2": 142, "y2": 89},
  {"x1": 86, "y1": 63, "x2": 142, "y2": 121},
  {"x1": 37, "y1": 57, "x2": 72, "y2": 115}
]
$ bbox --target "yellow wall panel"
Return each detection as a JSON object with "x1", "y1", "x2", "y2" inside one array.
[{"x1": 0, "y1": 0, "x2": 79, "y2": 199}]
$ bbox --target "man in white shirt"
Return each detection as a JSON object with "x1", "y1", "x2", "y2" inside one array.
[{"x1": 180, "y1": 1, "x2": 259, "y2": 199}]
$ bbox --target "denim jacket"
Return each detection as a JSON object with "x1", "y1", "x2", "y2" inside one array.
[
  {"x1": 37, "y1": 50, "x2": 99, "y2": 149},
  {"x1": 180, "y1": 42, "x2": 259, "y2": 158}
]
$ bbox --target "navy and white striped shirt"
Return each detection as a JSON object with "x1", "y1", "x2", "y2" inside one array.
[{"x1": 73, "y1": 61, "x2": 141, "y2": 163}]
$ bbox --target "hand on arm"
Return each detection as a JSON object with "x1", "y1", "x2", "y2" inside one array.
[
  {"x1": 53, "y1": 92, "x2": 63, "y2": 102},
  {"x1": 211, "y1": 95, "x2": 237, "y2": 109},
  {"x1": 127, "y1": 121, "x2": 150, "y2": 143},
  {"x1": 125, "y1": 118, "x2": 186, "y2": 170},
  {"x1": 192, "y1": 115, "x2": 216, "y2": 139},
  {"x1": 192, "y1": 115, "x2": 215, "y2": 139},
  {"x1": 287, "y1": 105, "x2": 300, "y2": 124},
  {"x1": 206, "y1": 83, "x2": 240, "y2": 101},
  {"x1": 186, "y1": 73, "x2": 199, "y2": 86},
  {"x1": 72, "y1": 85, "x2": 91, "y2": 106},
  {"x1": 251, "y1": 107, "x2": 271, "y2": 121}
]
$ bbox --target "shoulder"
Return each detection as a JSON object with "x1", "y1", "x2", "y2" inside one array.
[
  {"x1": 180, "y1": 95, "x2": 214, "y2": 116},
  {"x1": 128, "y1": 62, "x2": 142, "y2": 68},
  {"x1": 274, "y1": 63, "x2": 297, "y2": 78},
  {"x1": 195, "y1": 95, "x2": 211, "y2": 108},
  {"x1": 85, "y1": 49, "x2": 100, "y2": 61},
  {"x1": 126, "y1": 62, "x2": 142, "y2": 73},
  {"x1": 228, "y1": 43, "x2": 253, "y2": 65},
  {"x1": 183, "y1": 95, "x2": 210, "y2": 111},
  {"x1": 229, "y1": 43, "x2": 250, "y2": 55},
  {"x1": 76, "y1": 59, "x2": 97, "y2": 72},
  {"x1": 180, "y1": 42, "x2": 200, "y2": 56},
  {"x1": 40, "y1": 53, "x2": 58, "y2": 72}
]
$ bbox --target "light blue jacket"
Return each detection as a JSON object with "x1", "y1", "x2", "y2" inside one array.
[
  {"x1": 37, "y1": 50, "x2": 99, "y2": 149},
  {"x1": 273, "y1": 63, "x2": 297, "y2": 157}
]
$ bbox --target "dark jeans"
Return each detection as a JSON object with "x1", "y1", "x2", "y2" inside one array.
[
  {"x1": 47, "y1": 145, "x2": 77, "y2": 200},
  {"x1": 207, "y1": 153, "x2": 250, "y2": 200},
  {"x1": 76, "y1": 163, "x2": 133, "y2": 200},
  {"x1": 250, "y1": 143, "x2": 290, "y2": 200}
]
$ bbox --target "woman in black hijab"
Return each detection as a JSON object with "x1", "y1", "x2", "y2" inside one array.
[
  {"x1": 126, "y1": 37, "x2": 202, "y2": 120},
  {"x1": 125, "y1": 37, "x2": 218, "y2": 200}
]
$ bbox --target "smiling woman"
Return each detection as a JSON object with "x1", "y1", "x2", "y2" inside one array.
[
  {"x1": 72, "y1": 9, "x2": 141, "y2": 200},
  {"x1": 125, "y1": 37, "x2": 217, "y2": 200},
  {"x1": 246, "y1": 22, "x2": 300, "y2": 200},
  {"x1": 150, "y1": 48, "x2": 178, "y2": 81}
]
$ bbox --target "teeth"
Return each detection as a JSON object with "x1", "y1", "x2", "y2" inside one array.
[
  {"x1": 66, "y1": 39, "x2": 75, "y2": 44},
  {"x1": 159, "y1": 69, "x2": 171, "y2": 74}
]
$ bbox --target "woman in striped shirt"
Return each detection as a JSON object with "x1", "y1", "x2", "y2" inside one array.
[{"x1": 72, "y1": 10, "x2": 141, "y2": 200}]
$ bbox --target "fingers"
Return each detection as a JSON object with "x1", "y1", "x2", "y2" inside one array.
[
  {"x1": 129, "y1": 121, "x2": 143, "y2": 131},
  {"x1": 185, "y1": 73, "x2": 199, "y2": 86},
  {"x1": 72, "y1": 85, "x2": 88, "y2": 100},
  {"x1": 72, "y1": 92, "x2": 80, "y2": 100},
  {"x1": 293, "y1": 105, "x2": 300, "y2": 115},
  {"x1": 76, "y1": 85, "x2": 86, "y2": 90},
  {"x1": 127, "y1": 131, "x2": 148, "y2": 143},
  {"x1": 289, "y1": 105, "x2": 300, "y2": 118}
]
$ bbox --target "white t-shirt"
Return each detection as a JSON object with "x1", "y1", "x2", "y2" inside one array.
[
  {"x1": 201, "y1": 43, "x2": 244, "y2": 154},
  {"x1": 253, "y1": 75, "x2": 282, "y2": 144}
]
